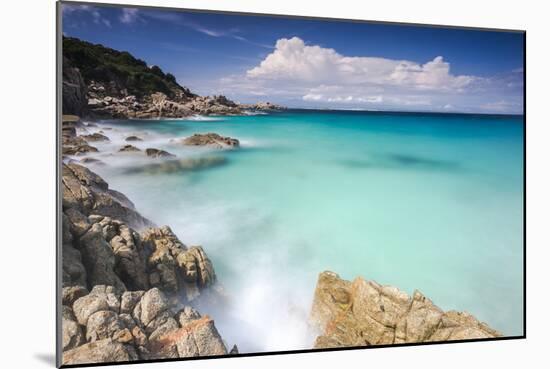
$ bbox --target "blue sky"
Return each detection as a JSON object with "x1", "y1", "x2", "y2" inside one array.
[{"x1": 62, "y1": 3, "x2": 524, "y2": 114}]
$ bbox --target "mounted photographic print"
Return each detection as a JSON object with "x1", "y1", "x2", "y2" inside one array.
[{"x1": 57, "y1": 1, "x2": 525, "y2": 367}]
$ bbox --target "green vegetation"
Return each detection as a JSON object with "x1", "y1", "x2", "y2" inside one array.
[{"x1": 63, "y1": 37, "x2": 193, "y2": 98}]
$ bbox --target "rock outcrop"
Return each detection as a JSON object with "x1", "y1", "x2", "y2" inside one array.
[
  {"x1": 241, "y1": 101, "x2": 286, "y2": 112},
  {"x1": 61, "y1": 158, "x2": 228, "y2": 364},
  {"x1": 309, "y1": 271, "x2": 501, "y2": 349},
  {"x1": 63, "y1": 285, "x2": 227, "y2": 365},
  {"x1": 62, "y1": 162, "x2": 151, "y2": 230},
  {"x1": 62, "y1": 57, "x2": 88, "y2": 116},
  {"x1": 141, "y1": 226, "x2": 216, "y2": 301},
  {"x1": 181, "y1": 133, "x2": 240, "y2": 149},
  {"x1": 61, "y1": 116, "x2": 100, "y2": 156}
]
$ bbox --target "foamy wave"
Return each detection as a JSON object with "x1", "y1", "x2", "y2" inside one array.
[
  {"x1": 238, "y1": 139, "x2": 263, "y2": 148},
  {"x1": 185, "y1": 115, "x2": 225, "y2": 122},
  {"x1": 243, "y1": 110, "x2": 268, "y2": 116}
]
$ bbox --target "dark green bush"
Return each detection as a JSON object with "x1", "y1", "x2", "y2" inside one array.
[{"x1": 63, "y1": 37, "x2": 190, "y2": 98}]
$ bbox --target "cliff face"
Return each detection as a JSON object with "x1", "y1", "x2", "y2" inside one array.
[
  {"x1": 309, "y1": 271, "x2": 501, "y2": 348},
  {"x1": 62, "y1": 37, "x2": 284, "y2": 119},
  {"x1": 62, "y1": 56, "x2": 88, "y2": 116}
]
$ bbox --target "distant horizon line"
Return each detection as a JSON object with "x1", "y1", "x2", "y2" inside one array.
[{"x1": 247, "y1": 106, "x2": 524, "y2": 117}]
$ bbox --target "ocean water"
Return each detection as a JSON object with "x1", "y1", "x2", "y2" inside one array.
[{"x1": 79, "y1": 110, "x2": 524, "y2": 351}]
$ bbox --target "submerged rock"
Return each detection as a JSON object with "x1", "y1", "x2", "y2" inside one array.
[
  {"x1": 125, "y1": 136, "x2": 143, "y2": 142},
  {"x1": 309, "y1": 271, "x2": 501, "y2": 349},
  {"x1": 79, "y1": 157, "x2": 105, "y2": 165},
  {"x1": 145, "y1": 148, "x2": 175, "y2": 158},
  {"x1": 125, "y1": 156, "x2": 226, "y2": 175},
  {"x1": 119, "y1": 144, "x2": 141, "y2": 153},
  {"x1": 82, "y1": 132, "x2": 110, "y2": 142},
  {"x1": 182, "y1": 133, "x2": 239, "y2": 149}
]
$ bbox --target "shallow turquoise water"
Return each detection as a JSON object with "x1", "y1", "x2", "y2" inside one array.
[{"x1": 88, "y1": 110, "x2": 524, "y2": 351}]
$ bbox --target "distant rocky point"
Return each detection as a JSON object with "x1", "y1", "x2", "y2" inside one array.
[
  {"x1": 241, "y1": 101, "x2": 285, "y2": 111},
  {"x1": 62, "y1": 37, "x2": 285, "y2": 119},
  {"x1": 309, "y1": 271, "x2": 501, "y2": 349}
]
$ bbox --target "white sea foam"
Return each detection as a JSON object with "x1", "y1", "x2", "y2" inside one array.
[
  {"x1": 155, "y1": 199, "x2": 318, "y2": 353},
  {"x1": 243, "y1": 110, "x2": 268, "y2": 116},
  {"x1": 185, "y1": 115, "x2": 226, "y2": 122}
]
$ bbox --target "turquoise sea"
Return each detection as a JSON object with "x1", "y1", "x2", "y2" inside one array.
[{"x1": 86, "y1": 110, "x2": 524, "y2": 352}]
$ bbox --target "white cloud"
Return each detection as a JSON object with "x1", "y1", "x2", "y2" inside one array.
[
  {"x1": 303, "y1": 94, "x2": 383, "y2": 104},
  {"x1": 62, "y1": 4, "x2": 111, "y2": 28},
  {"x1": 119, "y1": 8, "x2": 140, "y2": 24},
  {"x1": 91, "y1": 10, "x2": 111, "y2": 27},
  {"x1": 246, "y1": 37, "x2": 475, "y2": 91},
  {"x1": 302, "y1": 93, "x2": 322, "y2": 101},
  {"x1": 62, "y1": 4, "x2": 91, "y2": 14},
  {"x1": 216, "y1": 37, "x2": 522, "y2": 113}
]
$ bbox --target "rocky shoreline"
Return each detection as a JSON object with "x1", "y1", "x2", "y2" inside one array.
[
  {"x1": 61, "y1": 170, "x2": 230, "y2": 364},
  {"x1": 61, "y1": 115, "x2": 241, "y2": 364},
  {"x1": 61, "y1": 115, "x2": 501, "y2": 364},
  {"x1": 309, "y1": 271, "x2": 501, "y2": 348}
]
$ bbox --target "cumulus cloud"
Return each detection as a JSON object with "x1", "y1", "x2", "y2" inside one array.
[
  {"x1": 219, "y1": 37, "x2": 522, "y2": 113},
  {"x1": 246, "y1": 37, "x2": 475, "y2": 91},
  {"x1": 303, "y1": 93, "x2": 383, "y2": 104}
]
